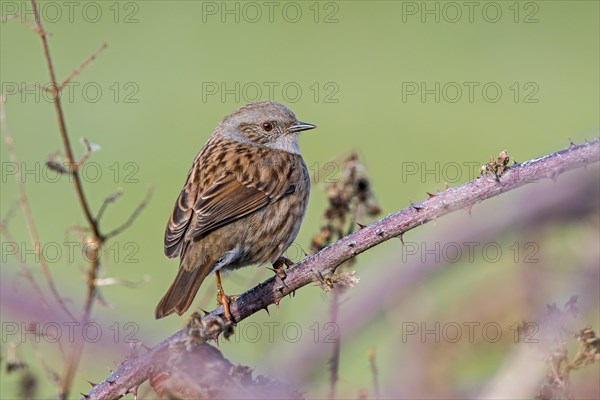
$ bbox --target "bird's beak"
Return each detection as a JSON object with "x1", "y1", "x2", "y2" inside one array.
[{"x1": 289, "y1": 121, "x2": 317, "y2": 133}]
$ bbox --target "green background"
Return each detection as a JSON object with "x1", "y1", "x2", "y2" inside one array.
[{"x1": 1, "y1": 1, "x2": 599, "y2": 398}]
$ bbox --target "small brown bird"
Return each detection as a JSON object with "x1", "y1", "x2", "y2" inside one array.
[{"x1": 155, "y1": 101, "x2": 315, "y2": 320}]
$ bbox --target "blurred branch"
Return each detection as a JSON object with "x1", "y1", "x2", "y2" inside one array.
[
  {"x1": 29, "y1": 0, "x2": 99, "y2": 237},
  {"x1": 22, "y1": 2, "x2": 149, "y2": 398},
  {"x1": 310, "y1": 153, "x2": 380, "y2": 400},
  {"x1": 28, "y1": 2, "x2": 104, "y2": 397},
  {"x1": 0, "y1": 200, "x2": 50, "y2": 312},
  {"x1": 0, "y1": 96, "x2": 76, "y2": 321},
  {"x1": 328, "y1": 286, "x2": 342, "y2": 400},
  {"x1": 368, "y1": 348, "x2": 381, "y2": 399},
  {"x1": 86, "y1": 139, "x2": 599, "y2": 399}
]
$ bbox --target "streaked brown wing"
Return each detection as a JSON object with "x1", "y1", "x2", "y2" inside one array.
[
  {"x1": 185, "y1": 150, "x2": 294, "y2": 240},
  {"x1": 164, "y1": 141, "x2": 295, "y2": 257},
  {"x1": 164, "y1": 167, "x2": 199, "y2": 258},
  {"x1": 184, "y1": 175, "x2": 271, "y2": 241}
]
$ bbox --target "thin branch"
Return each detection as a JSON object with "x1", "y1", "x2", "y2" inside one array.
[
  {"x1": 0, "y1": 96, "x2": 76, "y2": 321},
  {"x1": 61, "y1": 43, "x2": 108, "y2": 87},
  {"x1": 327, "y1": 287, "x2": 341, "y2": 400},
  {"x1": 29, "y1": 0, "x2": 99, "y2": 238},
  {"x1": 368, "y1": 348, "x2": 380, "y2": 399},
  {"x1": 103, "y1": 185, "x2": 154, "y2": 240},
  {"x1": 1, "y1": 11, "x2": 39, "y2": 32},
  {"x1": 0, "y1": 200, "x2": 50, "y2": 312},
  {"x1": 86, "y1": 139, "x2": 600, "y2": 400},
  {"x1": 28, "y1": 2, "x2": 107, "y2": 397},
  {"x1": 96, "y1": 189, "x2": 124, "y2": 223},
  {"x1": 0, "y1": 199, "x2": 20, "y2": 230},
  {"x1": 17, "y1": 5, "x2": 149, "y2": 399},
  {"x1": 59, "y1": 187, "x2": 153, "y2": 398}
]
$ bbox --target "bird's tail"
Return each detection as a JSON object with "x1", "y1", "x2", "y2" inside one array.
[{"x1": 155, "y1": 251, "x2": 214, "y2": 319}]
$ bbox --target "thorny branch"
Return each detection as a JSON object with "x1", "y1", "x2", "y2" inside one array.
[{"x1": 86, "y1": 139, "x2": 599, "y2": 400}]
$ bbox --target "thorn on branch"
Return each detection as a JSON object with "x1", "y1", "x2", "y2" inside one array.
[
  {"x1": 410, "y1": 201, "x2": 423, "y2": 211},
  {"x1": 126, "y1": 384, "x2": 139, "y2": 398},
  {"x1": 397, "y1": 233, "x2": 405, "y2": 245}
]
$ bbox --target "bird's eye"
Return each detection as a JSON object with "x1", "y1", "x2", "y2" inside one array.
[{"x1": 262, "y1": 122, "x2": 273, "y2": 132}]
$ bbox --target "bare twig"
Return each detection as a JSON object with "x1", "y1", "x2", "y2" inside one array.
[
  {"x1": 1, "y1": 96, "x2": 76, "y2": 321},
  {"x1": 95, "y1": 189, "x2": 124, "y2": 223},
  {"x1": 27, "y1": 2, "x2": 108, "y2": 397},
  {"x1": 328, "y1": 286, "x2": 342, "y2": 400},
  {"x1": 368, "y1": 348, "x2": 380, "y2": 399},
  {"x1": 320, "y1": 153, "x2": 378, "y2": 400},
  {"x1": 1, "y1": 11, "x2": 38, "y2": 32},
  {"x1": 86, "y1": 139, "x2": 600, "y2": 400},
  {"x1": 0, "y1": 200, "x2": 50, "y2": 312},
  {"x1": 103, "y1": 185, "x2": 154, "y2": 240},
  {"x1": 61, "y1": 43, "x2": 108, "y2": 87},
  {"x1": 0, "y1": 200, "x2": 20, "y2": 226},
  {"x1": 24, "y1": 3, "x2": 150, "y2": 398},
  {"x1": 29, "y1": 0, "x2": 99, "y2": 238}
]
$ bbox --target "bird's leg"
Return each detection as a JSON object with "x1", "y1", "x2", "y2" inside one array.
[
  {"x1": 272, "y1": 256, "x2": 294, "y2": 280},
  {"x1": 215, "y1": 271, "x2": 234, "y2": 320}
]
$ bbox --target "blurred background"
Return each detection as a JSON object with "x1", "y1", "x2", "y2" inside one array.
[{"x1": 1, "y1": 1, "x2": 599, "y2": 398}]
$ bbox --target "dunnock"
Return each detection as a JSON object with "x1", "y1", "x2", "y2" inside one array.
[{"x1": 155, "y1": 101, "x2": 316, "y2": 320}]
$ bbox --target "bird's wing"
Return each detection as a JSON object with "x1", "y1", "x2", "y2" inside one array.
[
  {"x1": 185, "y1": 149, "x2": 295, "y2": 241},
  {"x1": 164, "y1": 162, "x2": 200, "y2": 258},
  {"x1": 164, "y1": 142, "x2": 295, "y2": 258}
]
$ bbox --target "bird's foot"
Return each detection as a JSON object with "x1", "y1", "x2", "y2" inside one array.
[
  {"x1": 215, "y1": 270, "x2": 237, "y2": 321},
  {"x1": 216, "y1": 288, "x2": 237, "y2": 321}
]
